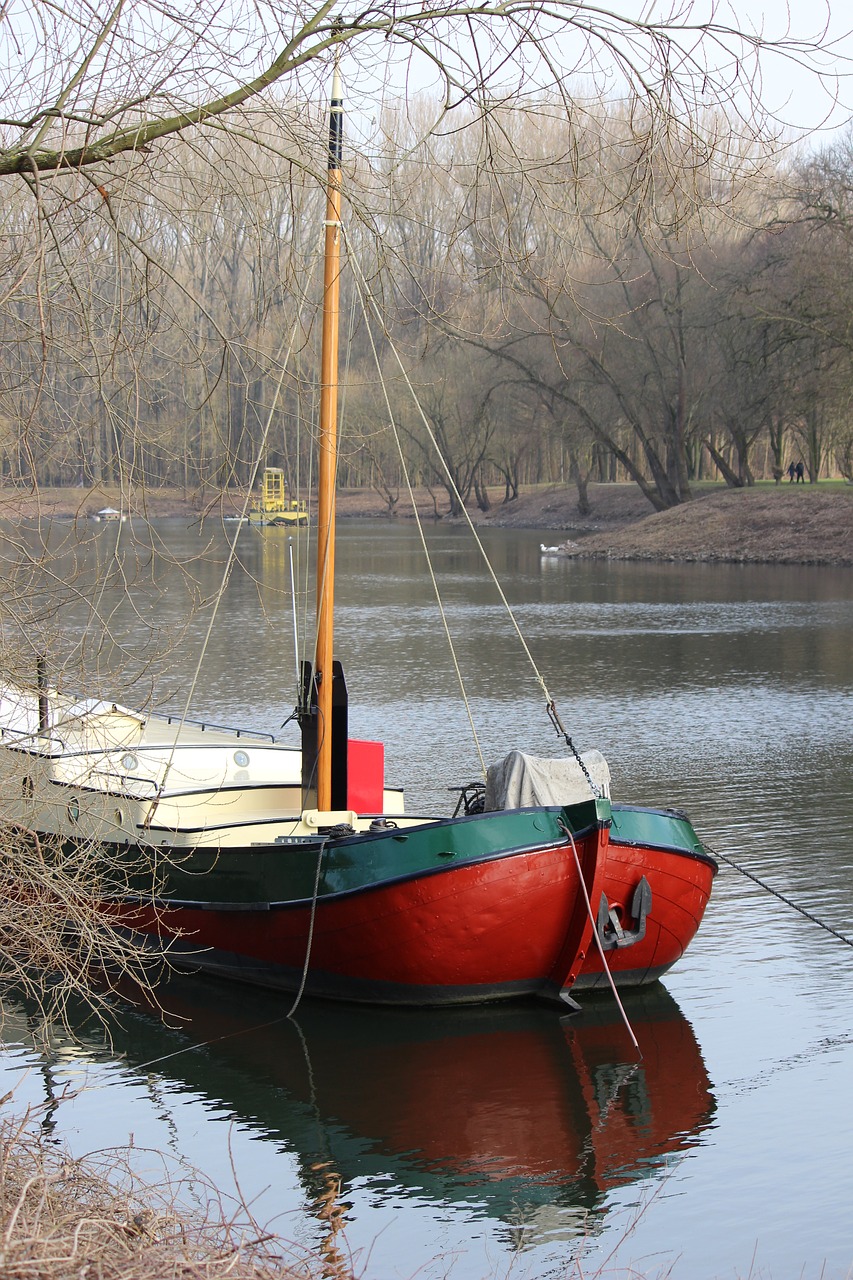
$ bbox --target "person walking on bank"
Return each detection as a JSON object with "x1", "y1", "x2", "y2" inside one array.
[
  {"x1": 796, "y1": 461, "x2": 805, "y2": 483},
  {"x1": 787, "y1": 461, "x2": 796, "y2": 482}
]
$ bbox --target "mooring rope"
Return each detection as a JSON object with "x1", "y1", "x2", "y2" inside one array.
[
  {"x1": 713, "y1": 845, "x2": 853, "y2": 949},
  {"x1": 286, "y1": 832, "x2": 330, "y2": 1019},
  {"x1": 128, "y1": 1013, "x2": 292, "y2": 1074},
  {"x1": 129, "y1": 836, "x2": 328, "y2": 1070}
]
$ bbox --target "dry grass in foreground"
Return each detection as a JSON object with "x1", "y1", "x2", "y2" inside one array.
[{"x1": 0, "y1": 1110, "x2": 324, "y2": 1280}]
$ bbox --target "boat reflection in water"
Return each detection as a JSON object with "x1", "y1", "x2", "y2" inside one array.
[{"x1": 100, "y1": 978, "x2": 715, "y2": 1252}]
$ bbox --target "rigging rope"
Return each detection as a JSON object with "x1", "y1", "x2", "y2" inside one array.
[
  {"x1": 346, "y1": 246, "x2": 551, "y2": 692},
  {"x1": 344, "y1": 237, "x2": 591, "y2": 778},
  {"x1": 713, "y1": 845, "x2": 853, "y2": 949},
  {"x1": 140, "y1": 282, "x2": 319, "y2": 828},
  {"x1": 345, "y1": 242, "x2": 487, "y2": 777},
  {"x1": 294, "y1": 349, "x2": 317, "y2": 696}
]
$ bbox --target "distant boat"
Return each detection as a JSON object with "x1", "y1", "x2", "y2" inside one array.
[
  {"x1": 91, "y1": 507, "x2": 126, "y2": 522},
  {"x1": 0, "y1": 67, "x2": 716, "y2": 1009},
  {"x1": 247, "y1": 467, "x2": 308, "y2": 527}
]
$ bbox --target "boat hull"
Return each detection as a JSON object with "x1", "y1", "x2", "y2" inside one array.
[
  {"x1": 132, "y1": 846, "x2": 582, "y2": 1004},
  {"x1": 576, "y1": 804, "x2": 717, "y2": 990},
  {"x1": 114, "y1": 801, "x2": 612, "y2": 1007},
  {"x1": 247, "y1": 511, "x2": 309, "y2": 527},
  {"x1": 115, "y1": 801, "x2": 715, "y2": 1005}
]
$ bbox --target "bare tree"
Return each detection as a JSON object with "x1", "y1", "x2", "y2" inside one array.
[{"x1": 3, "y1": 2, "x2": 837, "y2": 177}]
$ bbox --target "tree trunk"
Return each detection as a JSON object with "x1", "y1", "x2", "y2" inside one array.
[
  {"x1": 568, "y1": 449, "x2": 591, "y2": 516},
  {"x1": 706, "y1": 438, "x2": 745, "y2": 487}
]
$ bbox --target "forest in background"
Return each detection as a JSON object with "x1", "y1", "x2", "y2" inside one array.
[{"x1": 3, "y1": 92, "x2": 853, "y2": 521}]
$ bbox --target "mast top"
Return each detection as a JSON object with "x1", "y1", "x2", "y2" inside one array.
[{"x1": 328, "y1": 62, "x2": 343, "y2": 172}]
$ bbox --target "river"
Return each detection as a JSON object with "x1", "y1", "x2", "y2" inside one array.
[{"x1": 2, "y1": 516, "x2": 852, "y2": 1279}]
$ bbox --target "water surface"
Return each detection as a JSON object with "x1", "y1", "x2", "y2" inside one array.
[{"x1": 2, "y1": 518, "x2": 852, "y2": 1278}]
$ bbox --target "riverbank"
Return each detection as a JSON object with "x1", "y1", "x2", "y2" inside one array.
[
  {"x1": 2, "y1": 481, "x2": 851, "y2": 565},
  {"x1": 550, "y1": 485, "x2": 853, "y2": 566}
]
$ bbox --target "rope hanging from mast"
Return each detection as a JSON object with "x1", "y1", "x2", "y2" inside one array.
[
  {"x1": 344, "y1": 242, "x2": 597, "y2": 790},
  {"x1": 345, "y1": 244, "x2": 488, "y2": 779},
  {"x1": 140, "y1": 316, "x2": 310, "y2": 829}
]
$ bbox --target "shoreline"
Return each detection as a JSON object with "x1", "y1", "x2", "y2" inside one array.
[{"x1": 1, "y1": 481, "x2": 851, "y2": 566}]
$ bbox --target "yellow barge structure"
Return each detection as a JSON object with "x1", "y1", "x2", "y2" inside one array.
[{"x1": 248, "y1": 467, "x2": 308, "y2": 527}]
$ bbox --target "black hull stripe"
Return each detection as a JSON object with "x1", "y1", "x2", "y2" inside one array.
[
  {"x1": 572, "y1": 962, "x2": 674, "y2": 991},
  {"x1": 608, "y1": 837, "x2": 718, "y2": 871},
  {"x1": 133, "y1": 934, "x2": 547, "y2": 1005},
  {"x1": 126, "y1": 933, "x2": 670, "y2": 1005}
]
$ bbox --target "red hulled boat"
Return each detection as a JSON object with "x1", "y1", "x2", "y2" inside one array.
[{"x1": 0, "y1": 63, "x2": 716, "y2": 1010}]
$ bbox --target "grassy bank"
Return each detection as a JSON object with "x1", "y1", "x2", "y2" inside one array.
[{"x1": 556, "y1": 485, "x2": 853, "y2": 566}]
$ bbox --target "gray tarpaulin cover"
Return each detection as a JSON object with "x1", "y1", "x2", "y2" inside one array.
[{"x1": 484, "y1": 749, "x2": 611, "y2": 811}]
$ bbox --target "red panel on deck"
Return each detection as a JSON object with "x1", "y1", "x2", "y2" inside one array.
[{"x1": 347, "y1": 739, "x2": 385, "y2": 813}]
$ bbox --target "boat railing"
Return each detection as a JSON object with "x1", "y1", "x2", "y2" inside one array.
[
  {"x1": 2, "y1": 684, "x2": 280, "y2": 745},
  {"x1": 84, "y1": 768, "x2": 161, "y2": 796},
  {"x1": 0, "y1": 724, "x2": 67, "y2": 755},
  {"x1": 1, "y1": 721, "x2": 290, "y2": 772},
  {"x1": 154, "y1": 714, "x2": 278, "y2": 742}
]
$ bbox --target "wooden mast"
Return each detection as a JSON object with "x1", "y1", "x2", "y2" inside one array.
[{"x1": 315, "y1": 60, "x2": 343, "y2": 812}]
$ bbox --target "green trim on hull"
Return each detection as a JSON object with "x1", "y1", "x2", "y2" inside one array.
[
  {"x1": 610, "y1": 804, "x2": 717, "y2": 870},
  {"x1": 129, "y1": 800, "x2": 610, "y2": 909}
]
